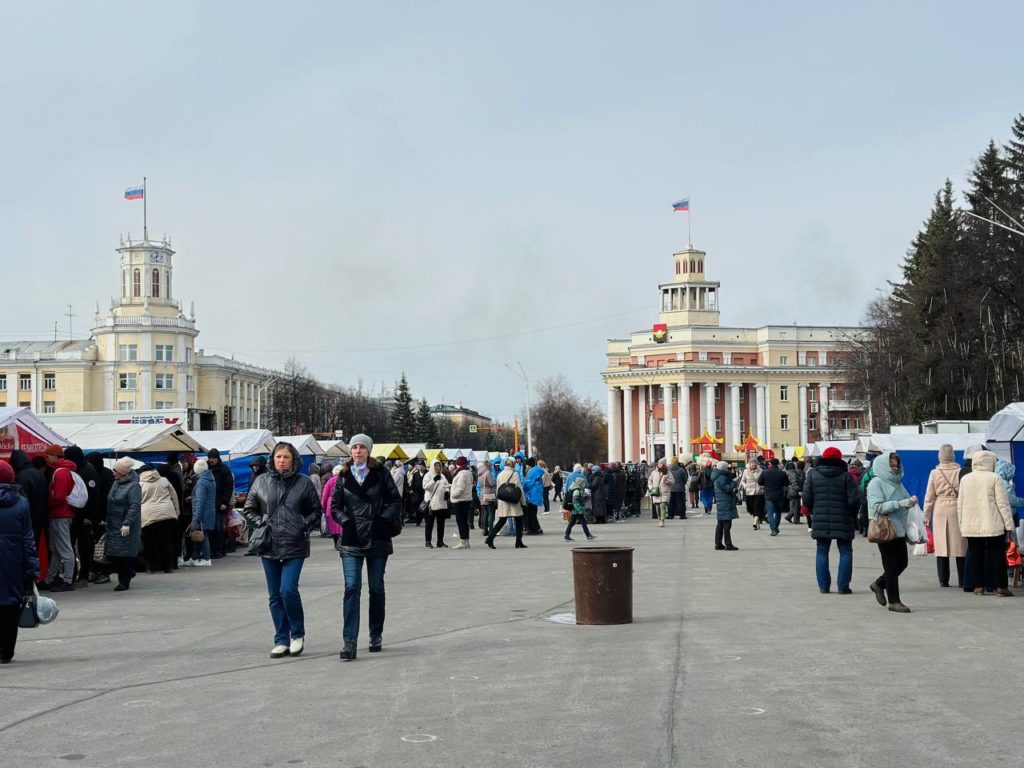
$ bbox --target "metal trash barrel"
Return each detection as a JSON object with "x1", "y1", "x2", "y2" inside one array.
[{"x1": 571, "y1": 546, "x2": 634, "y2": 625}]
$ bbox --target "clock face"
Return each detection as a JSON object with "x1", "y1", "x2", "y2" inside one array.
[{"x1": 148, "y1": 251, "x2": 165, "y2": 264}]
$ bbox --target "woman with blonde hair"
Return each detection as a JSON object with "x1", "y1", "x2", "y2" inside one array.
[
  {"x1": 740, "y1": 460, "x2": 765, "y2": 530},
  {"x1": 422, "y1": 460, "x2": 450, "y2": 549},
  {"x1": 485, "y1": 457, "x2": 525, "y2": 549}
]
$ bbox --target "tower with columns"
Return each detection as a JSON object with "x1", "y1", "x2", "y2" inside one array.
[{"x1": 602, "y1": 245, "x2": 868, "y2": 463}]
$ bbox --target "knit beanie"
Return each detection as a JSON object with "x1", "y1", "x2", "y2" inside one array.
[
  {"x1": 349, "y1": 433, "x2": 373, "y2": 452},
  {"x1": 938, "y1": 444, "x2": 955, "y2": 463},
  {"x1": 193, "y1": 459, "x2": 209, "y2": 475},
  {"x1": 114, "y1": 457, "x2": 135, "y2": 475},
  {"x1": 0, "y1": 460, "x2": 14, "y2": 484},
  {"x1": 822, "y1": 447, "x2": 843, "y2": 460}
]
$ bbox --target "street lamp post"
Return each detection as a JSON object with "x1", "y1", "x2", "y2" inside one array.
[
  {"x1": 255, "y1": 376, "x2": 278, "y2": 429},
  {"x1": 505, "y1": 362, "x2": 534, "y2": 457}
]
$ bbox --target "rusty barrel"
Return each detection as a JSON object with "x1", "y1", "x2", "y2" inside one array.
[{"x1": 571, "y1": 546, "x2": 634, "y2": 625}]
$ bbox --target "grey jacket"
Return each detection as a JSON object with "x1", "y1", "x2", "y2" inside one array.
[{"x1": 105, "y1": 472, "x2": 142, "y2": 559}]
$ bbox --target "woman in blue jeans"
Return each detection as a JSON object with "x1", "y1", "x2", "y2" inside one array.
[
  {"x1": 803, "y1": 447, "x2": 861, "y2": 594},
  {"x1": 243, "y1": 442, "x2": 322, "y2": 659},
  {"x1": 330, "y1": 433, "x2": 403, "y2": 661}
]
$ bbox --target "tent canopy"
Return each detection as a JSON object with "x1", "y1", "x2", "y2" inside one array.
[
  {"x1": 52, "y1": 422, "x2": 206, "y2": 456},
  {"x1": 189, "y1": 429, "x2": 276, "y2": 458},
  {"x1": 0, "y1": 407, "x2": 69, "y2": 459},
  {"x1": 399, "y1": 443, "x2": 428, "y2": 460},
  {"x1": 275, "y1": 435, "x2": 327, "y2": 458},
  {"x1": 369, "y1": 443, "x2": 409, "y2": 461},
  {"x1": 807, "y1": 440, "x2": 859, "y2": 458},
  {"x1": 855, "y1": 433, "x2": 988, "y2": 455},
  {"x1": 423, "y1": 448, "x2": 449, "y2": 464},
  {"x1": 317, "y1": 439, "x2": 351, "y2": 458},
  {"x1": 987, "y1": 403, "x2": 1024, "y2": 443}
]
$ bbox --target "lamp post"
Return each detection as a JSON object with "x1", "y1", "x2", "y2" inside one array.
[
  {"x1": 505, "y1": 362, "x2": 534, "y2": 457},
  {"x1": 255, "y1": 376, "x2": 278, "y2": 429}
]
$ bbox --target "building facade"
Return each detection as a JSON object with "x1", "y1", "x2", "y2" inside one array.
[
  {"x1": 0, "y1": 234, "x2": 280, "y2": 430},
  {"x1": 601, "y1": 245, "x2": 869, "y2": 463},
  {"x1": 430, "y1": 404, "x2": 494, "y2": 429}
]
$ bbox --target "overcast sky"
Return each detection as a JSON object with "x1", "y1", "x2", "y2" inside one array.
[{"x1": 2, "y1": 1, "x2": 1022, "y2": 421}]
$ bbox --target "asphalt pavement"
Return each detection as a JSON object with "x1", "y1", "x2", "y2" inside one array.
[{"x1": 0, "y1": 506, "x2": 1018, "y2": 767}]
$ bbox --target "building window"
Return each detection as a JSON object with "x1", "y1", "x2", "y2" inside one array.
[
  {"x1": 779, "y1": 355, "x2": 788, "y2": 366},
  {"x1": 43, "y1": 373, "x2": 56, "y2": 390},
  {"x1": 155, "y1": 401, "x2": 175, "y2": 410},
  {"x1": 225, "y1": 380, "x2": 230, "y2": 397},
  {"x1": 723, "y1": 352, "x2": 732, "y2": 365},
  {"x1": 809, "y1": 388, "x2": 817, "y2": 403},
  {"x1": 698, "y1": 351, "x2": 708, "y2": 362},
  {"x1": 739, "y1": 418, "x2": 746, "y2": 435},
  {"x1": 840, "y1": 417, "x2": 850, "y2": 431},
  {"x1": 853, "y1": 417, "x2": 861, "y2": 430},
  {"x1": 798, "y1": 352, "x2": 807, "y2": 366},
  {"x1": 43, "y1": 401, "x2": 56, "y2": 414},
  {"x1": 119, "y1": 373, "x2": 137, "y2": 390},
  {"x1": 19, "y1": 401, "x2": 30, "y2": 408},
  {"x1": 119, "y1": 344, "x2": 138, "y2": 362},
  {"x1": 156, "y1": 344, "x2": 174, "y2": 362},
  {"x1": 155, "y1": 373, "x2": 175, "y2": 390},
  {"x1": 657, "y1": 418, "x2": 665, "y2": 433},
  {"x1": 133, "y1": 269, "x2": 141, "y2": 298},
  {"x1": 186, "y1": 375, "x2": 195, "y2": 392},
  {"x1": 185, "y1": 347, "x2": 193, "y2": 363},
  {"x1": 714, "y1": 386, "x2": 721, "y2": 403},
  {"x1": 0, "y1": 375, "x2": 6, "y2": 391},
  {"x1": 807, "y1": 355, "x2": 817, "y2": 367},
  {"x1": 779, "y1": 385, "x2": 789, "y2": 402},
  {"x1": 714, "y1": 417, "x2": 722, "y2": 434},
  {"x1": 152, "y1": 268, "x2": 160, "y2": 298},
  {"x1": 166, "y1": 271, "x2": 171, "y2": 299},
  {"x1": 781, "y1": 414, "x2": 789, "y2": 430},
  {"x1": 739, "y1": 387, "x2": 745, "y2": 403},
  {"x1": 19, "y1": 374, "x2": 31, "y2": 391},
  {"x1": 118, "y1": 401, "x2": 135, "y2": 411}
]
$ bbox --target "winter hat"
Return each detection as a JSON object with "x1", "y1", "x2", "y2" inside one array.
[
  {"x1": 456, "y1": 457, "x2": 468, "y2": 468},
  {"x1": 208, "y1": 448, "x2": 221, "y2": 459},
  {"x1": 44, "y1": 444, "x2": 64, "y2": 458},
  {"x1": 349, "y1": 433, "x2": 373, "y2": 452},
  {"x1": 0, "y1": 460, "x2": 15, "y2": 484},
  {"x1": 938, "y1": 443, "x2": 955, "y2": 463},
  {"x1": 333, "y1": 464, "x2": 344, "y2": 476},
  {"x1": 193, "y1": 459, "x2": 209, "y2": 475},
  {"x1": 114, "y1": 457, "x2": 135, "y2": 475},
  {"x1": 822, "y1": 447, "x2": 843, "y2": 460},
  {"x1": 716, "y1": 460, "x2": 730, "y2": 471}
]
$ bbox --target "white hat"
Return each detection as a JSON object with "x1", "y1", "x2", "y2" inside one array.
[{"x1": 194, "y1": 459, "x2": 209, "y2": 474}]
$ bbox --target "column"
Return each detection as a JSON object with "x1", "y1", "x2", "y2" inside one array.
[
  {"x1": 818, "y1": 382, "x2": 830, "y2": 437},
  {"x1": 798, "y1": 384, "x2": 809, "y2": 446},
  {"x1": 704, "y1": 382, "x2": 717, "y2": 436},
  {"x1": 677, "y1": 382, "x2": 689, "y2": 456},
  {"x1": 607, "y1": 387, "x2": 622, "y2": 463},
  {"x1": 764, "y1": 383, "x2": 773, "y2": 448},
  {"x1": 638, "y1": 386, "x2": 648, "y2": 461},
  {"x1": 729, "y1": 383, "x2": 742, "y2": 449},
  {"x1": 755, "y1": 384, "x2": 766, "y2": 440},
  {"x1": 623, "y1": 387, "x2": 635, "y2": 462},
  {"x1": 661, "y1": 383, "x2": 674, "y2": 459}
]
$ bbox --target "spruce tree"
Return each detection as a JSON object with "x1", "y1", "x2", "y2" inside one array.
[
  {"x1": 416, "y1": 398, "x2": 441, "y2": 447},
  {"x1": 389, "y1": 374, "x2": 417, "y2": 442}
]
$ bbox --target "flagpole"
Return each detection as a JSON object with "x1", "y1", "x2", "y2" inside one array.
[
  {"x1": 143, "y1": 176, "x2": 148, "y2": 241},
  {"x1": 688, "y1": 192, "x2": 692, "y2": 248}
]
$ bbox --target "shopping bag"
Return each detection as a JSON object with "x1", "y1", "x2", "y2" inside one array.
[
  {"x1": 926, "y1": 525, "x2": 935, "y2": 554},
  {"x1": 913, "y1": 542, "x2": 929, "y2": 557},
  {"x1": 904, "y1": 505, "x2": 928, "y2": 544}
]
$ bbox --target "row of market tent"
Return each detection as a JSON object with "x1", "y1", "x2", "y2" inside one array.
[{"x1": 0, "y1": 407, "x2": 518, "y2": 494}]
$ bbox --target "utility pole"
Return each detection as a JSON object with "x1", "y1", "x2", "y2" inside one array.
[
  {"x1": 64, "y1": 304, "x2": 74, "y2": 340},
  {"x1": 505, "y1": 362, "x2": 534, "y2": 457}
]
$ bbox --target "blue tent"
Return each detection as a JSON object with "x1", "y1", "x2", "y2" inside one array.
[
  {"x1": 856, "y1": 433, "x2": 989, "y2": 504},
  {"x1": 190, "y1": 429, "x2": 277, "y2": 494}
]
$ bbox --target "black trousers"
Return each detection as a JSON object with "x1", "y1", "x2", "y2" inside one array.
[
  {"x1": 524, "y1": 504, "x2": 542, "y2": 533},
  {"x1": 968, "y1": 536, "x2": 1008, "y2": 590},
  {"x1": 668, "y1": 493, "x2": 686, "y2": 519},
  {"x1": 488, "y1": 517, "x2": 523, "y2": 546},
  {"x1": 715, "y1": 520, "x2": 734, "y2": 548},
  {"x1": 73, "y1": 521, "x2": 95, "y2": 580},
  {"x1": 875, "y1": 537, "x2": 908, "y2": 604},
  {"x1": 543, "y1": 489, "x2": 551, "y2": 513},
  {"x1": 0, "y1": 604, "x2": 21, "y2": 662},
  {"x1": 936, "y1": 556, "x2": 966, "y2": 587},
  {"x1": 451, "y1": 501, "x2": 471, "y2": 540},
  {"x1": 142, "y1": 519, "x2": 178, "y2": 572},
  {"x1": 565, "y1": 514, "x2": 591, "y2": 539},
  {"x1": 424, "y1": 512, "x2": 446, "y2": 545},
  {"x1": 553, "y1": 485, "x2": 563, "y2": 502},
  {"x1": 110, "y1": 556, "x2": 135, "y2": 587}
]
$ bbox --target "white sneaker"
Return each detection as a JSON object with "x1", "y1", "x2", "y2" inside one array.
[
  {"x1": 452, "y1": 540, "x2": 467, "y2": 550},
  {"x1": 270, "y1": 644, "x2": 290, "y2": 659},
  {"x1": 194, "y1": 559, "x2": 212, "y2": 567},
  {"x1": 177, "y1": 557, "x2": 185, "y2": 567},
  {"x1": 289, "y1": 637, "x2": 304, "y2": 657}
]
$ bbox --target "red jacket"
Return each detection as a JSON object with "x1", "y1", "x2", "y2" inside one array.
[{"x1": 49, "y1": 459, "x2": 78, "y2": 520}]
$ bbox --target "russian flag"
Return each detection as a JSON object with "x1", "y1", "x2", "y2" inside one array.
[
  {"x1": 672, "y1": 198, "x2": 689, "y2": 212},
  {"x1": 124, "y1": 186, "x2": 144, "y2": 200}
]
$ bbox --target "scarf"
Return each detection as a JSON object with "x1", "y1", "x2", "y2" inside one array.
[{"x1": 353, "y1": 462, "x2": 369, "y2": 486}]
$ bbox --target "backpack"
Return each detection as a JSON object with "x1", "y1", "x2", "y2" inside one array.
[{"x1": 65, "y1": 469, "x2": 88, "y2": 509}]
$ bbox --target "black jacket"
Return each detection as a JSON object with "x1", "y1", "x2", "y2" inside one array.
[
  {"x1": 9, "y1": 450, "x2": 48, "y2": 535},
  {"x1": 331, "y1": 459, "x2": 402, "y2": 557},
  {"x1": 668, "y1": 464, "x2": 688, "y2": 493},
  {"x1": 758, "y1": 466, "x2": 790, "y2": 503},
  {"x1": 64, "y1": 446, "x2": 104, "y2": 524},
  {"x1": 243, "y1": 462, "x2": 322, "y2": 560},
  {"x1": 0, "y1": 485, "x2": 39, "y2": 606},
  {"x1": 803, "y1": 458, "x2": 861, "y2": 541},
  {"x1": 210, "y1": 460, "x2": 235, "y2": 510}
]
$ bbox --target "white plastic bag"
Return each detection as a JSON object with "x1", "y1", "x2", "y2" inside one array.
[
  {"x1": 912, "y1": 542, "x2": 929, "y2": 557},
  {"x1": 905, "y1": 504, "x2": 928, "y2": 544}
]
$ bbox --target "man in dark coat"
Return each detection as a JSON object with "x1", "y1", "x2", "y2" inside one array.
[
  {"x1": 0, "y1": 459, "x2": 40, "y2": 663},
  {"x1": 86, "y1": 453, "x2": 114, "y2": 583},
  {"x1": 668, "y1": 459, "x2": 688, "y2": 519},
  {"x1": 757, "y1": 458, "x2": 790, "y2": 536},
  {"x1": 9, "y1": 450, "x2": 48, "y2": 544},
  {"x1": 206, "y1": 449, "x2": 235, "y2": 557},
  {"x1": 803, "y1": 447, "x2": 860, "y2": 593},
  {"x1": 64, "y1": 445, "x2": 101, "y2": 584}
]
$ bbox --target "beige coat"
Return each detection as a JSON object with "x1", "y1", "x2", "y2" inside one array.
[
  {"x1": 649, "y1": 468, "x2": 673, "y2": 500},
  {"x1": 957, "y1": 451, "x2": 1014, "y2": 538},
  {"x1": 139, "y1": 470, "x2": 180, "y2": 527},
  {"x1": 924, "y1": 462, "x2": 965, "y2": 557},
  {"x1": 495, "y1": 468, "x2": 523, "y2": 518},
  {"x1": 740, "y1": 466, "x2": 763, "y2": 496}
]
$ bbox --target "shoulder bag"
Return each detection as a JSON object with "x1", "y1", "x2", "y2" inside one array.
[
  {"x1": 867, "y1": 514, "x2": 896, "y2": 544},
  {"x1": 496, "y1": 473, "x2": 522, "y2": 504},
  {"x1": 247, "y1": 480, "x2": 296, "y2": 556}
]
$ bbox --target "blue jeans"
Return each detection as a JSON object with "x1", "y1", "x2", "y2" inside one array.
[
  {"x1": 342, "y1": 554, "x2": 388, "y2": 645},
  {"x1": 699, "y1": 488, "x2": 714, "y2": 512},
  {"x1": 261, "y1": 557, "x2": 305, "y2": 646},
  {"x1": 192, "y1": 532, "x2": 211, "y2": 561},
  {"x1": 765, "y1": 499, "x2": 781, "y2": 533},
  {"x1": 816, "y1": 538, "x2": 853, "y2": 591}
]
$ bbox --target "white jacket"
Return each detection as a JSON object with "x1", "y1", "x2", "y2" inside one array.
[
  {"x1": 450, "y1": 467, "x2": 474, "y2": 503},
  {"x1": 422, "y1": 471, "x2": 450, "y2": 512},
  {"x1": 957, "y1": 451, "x2": 1013, "y2": 537}
]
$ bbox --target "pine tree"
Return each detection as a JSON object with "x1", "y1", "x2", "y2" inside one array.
[
  {"x1": 389, "y1": 374, "x2": 417, "y2": 442},
  {"x1": 416, "y1": 398, "x2": 441, "y2": 447}
]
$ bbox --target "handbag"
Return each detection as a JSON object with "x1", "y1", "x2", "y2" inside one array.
[
  {"x1": 496, "y1": 476, "x2": 522, "y2": 504},
  {"x1": 190, "y1": 525, "x2": 206, "y2": 543},
  {"x1": 1007, "y1": 539, "x2": 1022, "y2": 568},
  {"x1": 867, "y1": 514, "x2": 896, "y2": 544},
  {"x1": 93, "y1": 529, "x2": 109, "y2": 565},
  {"x1": 247, "y1": 481, "x2": 296, "y2": 556},
  {"x1": 19, "y1": 584, "x2": 58, "y2": 628}
]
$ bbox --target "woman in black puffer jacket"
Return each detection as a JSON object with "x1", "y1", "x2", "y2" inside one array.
[
  {"x1": 243, "y1": 442, "x2": 322, "y2": 660},
  {"x1": 803, "y1": 447, "x2": 860, "y2": 595}
]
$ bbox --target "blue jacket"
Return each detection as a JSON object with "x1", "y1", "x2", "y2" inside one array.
[
  {"x1": 0, "y1": 484, "x2": 40, "y2": 606},
  {"x1": 523, "y1": 466, "x2": 546, "y2": 506},
  {"x1": 712, "y1": 469, "x2": 739, "y2": 521},
  {"x1": 866, "y1": 450, "x2": 911, "y2": 537},
  {"x1": 192, "y1": 470, "x2": 217, "y2": 530}
]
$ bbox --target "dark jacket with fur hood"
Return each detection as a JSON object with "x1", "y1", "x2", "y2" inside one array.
[{"x1": 331, "y1": 457, "x2": 403, "y2": 557}]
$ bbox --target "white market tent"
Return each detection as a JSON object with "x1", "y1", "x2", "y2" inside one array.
[
  {"x1": 317, "y1": 439, "x2": 351, "y2": 458},
  {"x1": 398, "y1": 443, "x2": 428, "y2": 461},
  {"x1": 854, "y1": 433, "x2": 988, "y2": 455},
  {"x1": 986, "y1": 403, "x2": 1024, "y2": 463},
  {"x1": 806, "y1": 440, "x2": 860, "y2": 458},
  {"x1": 0, "y1": 407, "x2": 69, "y2": 459},
  {"x1": 189, "y1": 429, "x2": 277, "y2": 458},
  {"x1": 275, "y1": 434, "x2": 326, "y2": 474},
  {"x1": 51, "y1": 421, "x2": 206, "y2": 455}
]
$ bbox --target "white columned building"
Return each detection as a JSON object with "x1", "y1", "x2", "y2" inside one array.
[
  {"x1": 637, "y1": 386, "x2": 648, "y2": 461},
  {"x1": 798, "y1": 384, "x2": 809, "y2": 447},
  {"x1": 729, "y1": 383, "x2": 742, "y2": 447},
  {"x1": 818, "y1": 382, "x2": 830, "y2": 437},
  {"x1": 677, "y1": 382, "x2": 689, "y2": 455},
  {"x1": 623, "y1": 386, "x2": 635, "y2": 462},
  {"x1": 661, "y1": 383, "x2": 674, "y2": 459},
  {"x1": 704, "y1": 382, "x2": 717, "y2": 436},
  {"x1": 607, "y1": 387, "x2": 622, "y2": 462},
  {"x1": 755, "y1": 384, "x2": 766, "y2": 441}
]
